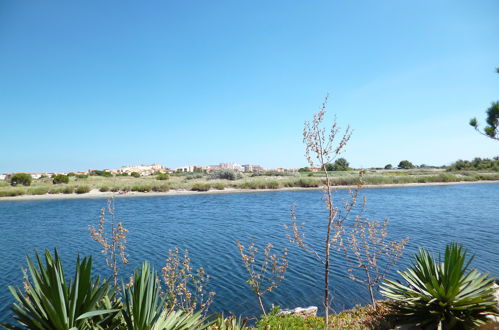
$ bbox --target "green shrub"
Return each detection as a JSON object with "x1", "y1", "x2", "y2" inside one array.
[
  {"x1": 131, "y1": 185, "x2": 151, "y2": 192},
  {"x1": 63, "y1": 186, "x2": 74, "y2": 194},
  {"x1": 381, "y1": 243, "x2": 499, "y2": 329},
  {"x1": 257, "y1": 307, "x2": 325, "y2": 329},
  {"x1": 99, "y1": 186, "x2": 110, "y2": 192},
  {"x1": 186, "y1": 173, "x2": 204, "y2": 180},
  {"x1": 0, "y1": 189, "x2": 26, "y2": 197},
  {"x1": 49, "y1": 187, "x2": 65, "y2": 194},
  {"x1": 156, "y1": 173, "x2": 170, "y2": 180},
  {"x1": 296, "y1": 178, "x2": 319, "y2": 187},
  {"x1": 213, "y1": 183, "x2": 225, "y2": 190},
  {"x1": 75, "y1": 186, "x2": 91, "y2": 194},
  {"x1": 118, "y1": 172, "x2": 129, "y2": 176},
  {"x1": 191, "y1": 183, "x2": 211, "y2": 191},
  {"x1": 67, "y1": 172, "x2": 76, "y2": 177},
  {"x1": 76, "y1": 174, "x2": 88, "y2": 179},
  {"x1": 52, "y1": 174, "x2": 69, "y2": 184},
  {"x1": 209, "y1": 170, "x2": 242, "y2": 181},
  {"x1": 10, "y1": 173, "x2": 32, "y2": 186},
  {"x1": 266, "y1": 180, "x2": 279, "y2": 189},
  {"x1": 28, "y1": 187, "x2": 50, "y2": 195},
  {"x1": 130, "y1": 172, "x2": 140, "y2": 178},
  {"x1": 152, "y1": 184, "x2": 170, "y2": 192},
  {"x1": 4, "y1": 249, "x2": 117, "y2": 330},
  {"x1": 90, "y1": 170, "x2": 113, "y2": 177},
  {"x1": 110, "y1": 187, "x2": 120, "y2": 192}
]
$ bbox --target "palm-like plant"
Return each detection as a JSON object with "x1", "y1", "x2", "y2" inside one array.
[
  {"x1": 381, "y1": 243, "x2": 499, "y2": 329},
  {"x1": 2, "y1": 249, "x2": 118, "y2": 330},
  {"x1": 122, "y1": 262, "x2": 211, "y2": 330}
]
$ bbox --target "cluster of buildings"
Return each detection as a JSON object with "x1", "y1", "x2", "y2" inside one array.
[{"x1": 1, "y1": 162, "x2": 297, "y2": 180}]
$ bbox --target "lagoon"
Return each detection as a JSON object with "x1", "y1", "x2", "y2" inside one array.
[{"x1": 0, "y1": 183, "x2": 498, "y2": 322}]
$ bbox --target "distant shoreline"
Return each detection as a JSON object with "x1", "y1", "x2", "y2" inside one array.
[{"x1": 1, "y1": 180, "x2": 497, "y2": 202}]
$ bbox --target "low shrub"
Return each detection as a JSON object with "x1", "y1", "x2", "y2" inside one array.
[
  {"x1": 110, "y1": 187, "x2": 120, "y2": 192},
  {"x1": 131, "y1": 185, "x2": 151, "y2": 192},
  {"x1": 0, "y1": 189, "x2": 26, "y2": 197},
  {"x1": 99, "y1": 186, "x2": 110, "y2": 192},
  {"x1": 28, "y1": 187, "x2": 50, "y2": 195},
  {"x1": 209, "y1": 170, "x2": 242, "y2": 181},
  {"x1": 296, "y1": 178, "x2": 319, "y2": 187},
  {"x1": 257, "y1": 307, "x2": 325, "y2": 329},
  {"x1": 10, "y1": 173, "x2": 32, "y2": 186},
  {"x1": 156, "y1": 173, "x2": 170, "y2": 180},
  {"x1": 76, "y1": 174, "x2": 88, "y2": 179},
  {"x1": 130, "y1": 172, "x2": 141, "y2": 178},
  {"x1": 151, "y1": 184, "x2": 170, "y2": 192},
  {"x1": 90, "y1": 170, "x2": 112, "y2": 177},
  {"x1": 118, "y1": 172, "x2": 129, "y2": 176},
  {"x1": 62, "y1": 186, "x2": 74, "y2": 194},
  {"x1": 213, "y1": 183, "x2": 225, "y2": 190},
  {"x1": 185, "y1": 173, "x2": 204, "y2": 180},
  {"x1": 52, "y1": 174, "x2": 69, "y2": 184},
  {"x1": 75, "y1": 186, "x2": 90, "y2": 194},
  {"x1": 191, "y1": 183, "x2": 211, "y2": 191},
  {"x1": 266, "y1": 180, "x2": 279, "y2": 189}
]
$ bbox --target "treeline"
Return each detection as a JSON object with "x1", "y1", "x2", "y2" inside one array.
[{"x1": 447, "y1": 157, "x2": 499, "y2": 172}]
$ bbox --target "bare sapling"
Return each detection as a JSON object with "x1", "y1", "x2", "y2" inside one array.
[
  {"x1": 286, "y1": 94, "x2": 357, "y2": 327},
  {"x1": 236, "y1": 240, "x2": 288, "y2": 316},
  {"x1": 89, "y1": 197, "x2": 129, "y2": 291},
  {"x1": 161, "y1": 247, "x2": 215, "y2": 316},
  {"x1": 345, "y1": 201, "x2": 408, "y2": 309}
]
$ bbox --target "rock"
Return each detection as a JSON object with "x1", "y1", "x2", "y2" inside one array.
[
  {"x1": 278, "y1": 306, "x2": 318, "y2": 318},
  {"x1": 486, "y1": 283, "x2": 499, "y2": 323}
]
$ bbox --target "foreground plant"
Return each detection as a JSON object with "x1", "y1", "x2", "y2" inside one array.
[
  {"x1": 89, "y1": 197, "x2": 129, "y2": 290},
  {"x1": 236, "y1": 241, "x2": 288, "y2": 315},
  {"x1": 381, "y1": 243, "x2": 499, "y2": 329},
  {"x1": 287, "y1": 95, "x2": 355, "y2": 326},
  {"x1": 345, "y1": 212, "x2": 408, "y2": 309},
  {"x1": 2, "y1": 250, "x2": 117, "y2": 330},
  {"x1": 161, "y1": 248, "x2": 215, "y2": 316},
  {"x1": 122, "y1": 262, "x2": 211, "y2": 330}
]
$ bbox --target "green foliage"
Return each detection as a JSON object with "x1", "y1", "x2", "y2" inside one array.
[
  {"x1": 266, "y1": 180, "x2": 279, "y2": 189},
  {"x1": 213, "y1": 183, "x2": 225, "y2": 190},
  {"x1": 447, "y1": 157, "x2": 499, "y2": 172},
  {"x1": 156, "y1": 173, "x2": 170, "y2": 180},
  {"x1": 397, "y1": 160, "x2": 414, "y2": 169},
  {"x1": 186, "y1": 173, "x2": 204, "y2": 180},
  {"x1": 122, "y1": 262, "x2": 210, "y2": 330},
  {"x1": 470, "y1": 101, "x2": 499, "y2": 140},
  {"x1": 331, "y1": 158, "x2": 350, "y2": 171},
  {"x1": 209, "y1": 170, "x2": 242, "y2": 181},
  {"x1": 381, "y1": 243, "x2": 499, "y2": 329},
  {"x1": 99, "y1": 186, "x2": 110, "y2": 192},
  {"x1": 10, "y1": 173, "x2": 32, "y2": 186},
  {"x1": 213, "y1": 314, "x2": 249, "y2": 330},
  {"x1": 67, "y1": 172, "x2": 76, "y2": 177},
  {"x1": 131, "y1": 185, "x2": 152, "y2": 192},
  {"x1": 151, "y1": 184, "x2": 170, "y2": 192},
  {"x1": 76, "y1": 174, "x2": 88, "y2": 179},
  {"x1": 257, "y1": 307, "x2": 325, "y2": 329},
  {"x1": 384, "y1": 164, "x2": 393, "y2": 170},
  {"x1": 91, "y1": 170, "x2": 113, "y2": 177},
  {"x1": 191, "y1": 183, "x2": 211, "y2": 191},
  {"x1": 75, "y1": 186, "x2": 91, "y2": 194},
  {"x1": 130, "y1": 172, "x2": 140, "y2": 178},
  {"x1": 118, "y1": 172, "x2": 129, "y2": 176},
  {"x1": 298, "y1": 167, "x2": 311, "y2": 172},
  {"x1": 28, "y1": 187, "x2": 50, "y2": 195},
  {"x1": 52, "y1": 174, "x2": 69, "y2": 184},
  {"x1": 3, "y1": 250, "x2": 117, "y2": 330}
]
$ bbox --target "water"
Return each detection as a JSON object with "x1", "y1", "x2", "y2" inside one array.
[{"x1": 0, "y1": 183, "x2": 498, "y2": 322}]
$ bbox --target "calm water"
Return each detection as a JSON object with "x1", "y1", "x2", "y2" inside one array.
[{"x1": 0, "y1": 183, "x2": 498, "y2": 322}]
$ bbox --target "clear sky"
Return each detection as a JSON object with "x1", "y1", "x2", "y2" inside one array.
[{"x1": 0, "y1": 1, "x2": 498, "y2": 173}]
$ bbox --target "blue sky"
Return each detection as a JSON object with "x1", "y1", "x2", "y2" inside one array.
[{"x1": 0, "y1": 1, "x2": 497, "y2": 172}]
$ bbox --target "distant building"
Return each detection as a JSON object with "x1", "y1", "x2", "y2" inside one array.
[
  {"x1": 111, "y1": 163, "x2": 164, "y2": 176},
  {"x1": 242, "y1": 164, "x2": 264, "y2": 172},
  {"x1": 0, "y1": 174, "x2": 6, "y2": 181}
]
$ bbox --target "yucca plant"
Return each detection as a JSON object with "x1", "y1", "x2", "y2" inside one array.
[
  {"x1": 381, "y1": 243, "x2": 499, "y2": 329},
  {"x1": 210, "y1": 314, "x2": 249, "y2": 330},
  {"x1": 122, "y1": 262, "x2": 212, "y2": 330},
  {"x1": 2, "y1": 249, "x2": 118, "y2": 330}
]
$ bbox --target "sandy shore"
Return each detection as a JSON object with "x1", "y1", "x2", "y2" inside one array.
[{"x1": 0, "y1": 180, "x2": 497, "y2": 202}]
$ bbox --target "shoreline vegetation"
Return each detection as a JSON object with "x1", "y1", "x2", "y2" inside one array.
[{"x1": 0, "y1": 168, "x2": 498, "y2": 201}]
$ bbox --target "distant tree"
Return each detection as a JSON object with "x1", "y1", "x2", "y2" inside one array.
[
  {"x1": 90, "y1": 170, "x2": 113, "y2": 177},
  {"x1": 52, "y1": 174, "x2": 69, "y2": 184},
  {"x1": 384, "y1": 164, "x2": 393, "y2": 170},
  {"x1": 469, "y1": 68, "x2": 498, "y2": 141},
  {"x1": 298, "y1": 167, "x2": 311, "y2": 172},
  {"x1": 398, "y1": 160, "x2": 414, "y2": 169},
  {"x1": 130, "y1": 172, "x2": 140, "y2": 178},
  {"x1": 10, "y1": 173, "x2": 32, "y2": 186},
  {"x1": 332, "y1": 158, "x2": 350, "y2": 171}
]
